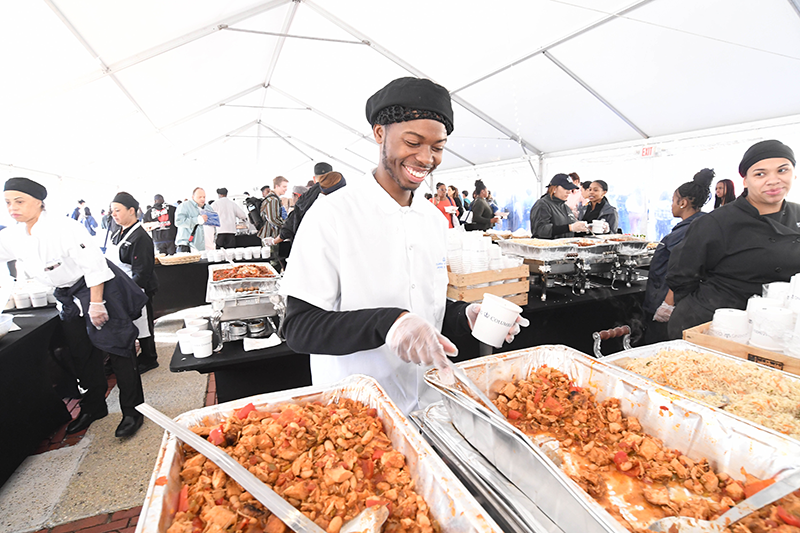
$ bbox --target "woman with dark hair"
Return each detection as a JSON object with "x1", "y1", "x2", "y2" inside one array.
[
  {"x1": 714, "y1": 179, "x2": 736, "y2": 208},
  {"x1": 580, "y1": 180, "x2": 618, "y2": 233},
  {"x1": 83, "y1": 206, "x2": 98, "y2": 236},
  {"x1": 643, "y1": 169, "x2": 713, "y2": 343},
  {"x1": 465, "y1": 179, "x2": 498, "y2": 231},
  {"x1": 447, "y1": 185, "x2": 464, "y2": 218},
  {"x1": 667, "y1": 140, "x2": 800, "y2": 339},
  {"x1": 530, "y1": 174, "x2": 589, "y2": 238},
  {"x1": 431, "y1": 182, "x2": 456, "y2": 228}
]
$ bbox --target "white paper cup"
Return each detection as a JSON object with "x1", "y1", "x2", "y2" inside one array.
[
  {"x1": 243, "y1": 249, "x2": 253, "y2": 260},
  {"x1": 183, "y1": 313, "x2": 203, "y2": 328},
  {"x1": 471, "y1": 293, "x2": 523, "y2": 348},
  {"x1": 190, "y1": 330, "x2": 213, "y2": 358},
  {"x1": 261, "y1": 246, "x2": 271, "y2": 258},
  {"x1": 46, "y1": 288, "x2": 57, "y2": 304},
  {"x1": 710, "y1": 308, "x2": 750, "y2": 343},
  {"x1": 29, "y1": 291, "x2": 48, "y2": 308},
  {"x1": 13, "y1": 293, "x2": 31, "y2": 309},
  {"x1": 224, "y1": 249, "x2": 235, "y2": 261},
  {"x1": 176, "y1": 328, "x2": 195, "y2": 354},
  {"x1": 750, "y1": 307, "x2": 794, "y2": 352},
  {"x1": 764, "y1": 281, "x2": 791, "y2": 304},
  {"x1": 592, "y1": 220, "x2": 605, "y2": 233},
  {"x1": 186, "y1": 318, "x2": 208, "y2": 331},
  {"x1": 251, "y1": 247, "x2": 262, "y2": 259},
  {"x1": 234, "y1": 248, "x2": 244, "y2": 260}
]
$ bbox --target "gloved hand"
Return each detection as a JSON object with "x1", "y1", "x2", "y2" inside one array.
[
  {"x1": 570, "y1": 221, "x2": 589, "y2": 233},
  {"x1": 600, "y1": 220, "x2": 611, "y2": 234},
  {"x1": 654, "y1": 301, "x2": 674, "y2": 322},
  {"x1": 466, "y1": 303, "x2": 531, "y2": 343},
  {"x1": 262, "y1": 237, "x2": 275, "y2": 246},
  {"x1": 88, "y1": 301, "x2": 109, "y2": 329},
  {"x1": 386, "y1": 313, "x2": 457, "y2": 369}
]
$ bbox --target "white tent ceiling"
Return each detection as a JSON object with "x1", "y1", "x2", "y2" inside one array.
[{"x1": 2, "y1": 0, "x2": 800, "y2": 201}]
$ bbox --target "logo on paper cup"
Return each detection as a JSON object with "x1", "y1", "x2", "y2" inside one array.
[{"x1": 482, "y1": 310, "x2": 514, "y2": 328}]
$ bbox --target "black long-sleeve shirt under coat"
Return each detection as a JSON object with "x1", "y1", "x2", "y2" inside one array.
[{"x1": 282, "y1": 296, "x2": 471, "y2": 355}]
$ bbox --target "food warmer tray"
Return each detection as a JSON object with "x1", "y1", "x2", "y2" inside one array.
[
  {"x1": 496, "y1": 239, "x2": 578, "y2": 261},
  {"x1": 205, "y1": 262, "x2": 280, "y2": 302},
  {"x1": 410, "y1": 403, "x2": 564, "y2": 533},
  {"x1": 136, "y1": 374, "x2": 503, "y2": 533},
  {"x1": 600, "y1": 339, "x2": 800, "y2": 440},
  {"x1": 596, "y1": 235, "x2": 651, "y2": 256},
  {"x1": 424, "y1": 345, "x2": 800, "y2": 533}
]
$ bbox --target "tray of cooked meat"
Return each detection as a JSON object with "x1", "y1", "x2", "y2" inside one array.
[
  {"x1": 562, "y1": 238, "x2": 618, "y2": 260},
  {"x1": 206, "y1": 263, "x2": 280, "y2": 301},
  {"x1": 424, "y1": 345, "x2": 800, "y2": 533},
  {"x1": 136, "y1": 374, "x2": 503, "y2": 533},
  {"x1": 601, "y1": 340, "x2": 800, "y2": 442},
  {"x1": 594, "y1": 235, "x2": 650, "y2": 256},
  {"x1": 496, "y1": 239, "x2": 578, "y2": 261}
]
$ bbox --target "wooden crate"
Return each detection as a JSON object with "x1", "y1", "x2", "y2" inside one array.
[
  {"x1": 683, "y1": 321, "x2": 800, "y2": 376},
  {"x1": 447, "y1": 264, "x2": 530, "y2": 306}
]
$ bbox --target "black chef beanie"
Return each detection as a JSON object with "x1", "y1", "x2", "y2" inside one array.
[
  {"x1": 366, "y1": 77, "x2": 454, "y2": 135},
  {"x1": 4, "y1": 177, "x2": 47, "y2": 201},
  {"x1": 112, "y1": 191, "x2": 139, "y2": 211},
  {"x1": 739, "y1": 140, "x2": 796, "y2": 177},
  {"x1": 314, "y1": 162, "x2": 332, "y2": 176}
]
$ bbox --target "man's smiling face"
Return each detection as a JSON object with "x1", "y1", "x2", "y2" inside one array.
[{"x1": 375, "y1": 119, "x2": 447, "y2": 192}]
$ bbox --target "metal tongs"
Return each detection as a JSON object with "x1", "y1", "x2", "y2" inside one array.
[
  {"x1": 441, "y1": 360, "x2": 504, "y2": 418},
  {"x1": 136, "y1": 403, "x2": 389, "y2": 533},
  {"x1": 648, "y1": 468, "x2": 800, "y2": 532}
]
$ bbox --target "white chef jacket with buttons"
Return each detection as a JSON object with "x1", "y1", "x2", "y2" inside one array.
[
  {"x1": 0, "y1": 211, "x2": 114, "y2": 289},
  {"x1": 279, "y1": 171, "x2": 449, "y2": 414}
]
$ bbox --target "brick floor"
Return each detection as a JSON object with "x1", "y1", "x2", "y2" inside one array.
[{"x1": 39, "y1": 371, "x2": 217, "y2": 533}]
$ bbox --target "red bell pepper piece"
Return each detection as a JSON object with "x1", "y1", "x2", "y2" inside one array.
[
  {"x1": 533, "y1": 387, "x2": 543, "y2": 405},
  {"x1": 372, "y1": 448, "x2": 385, "y2": 460},
  {"x1": 777, "y1": 506, "x2": 800, "y2": 527},
  {"x1": 178, "y1": 484, "x2": 189, "y2": 512},
  {"x1": 235, "y1": 402, "x2": 255, "y2": 419},
  {"x1": 508, "y1": 409, "x2": 522, "y2": 420},
  {"x1": 208, "y1": 426, "x2": 225, "y2": 446}
]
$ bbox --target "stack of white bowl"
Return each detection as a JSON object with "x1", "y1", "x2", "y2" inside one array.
[{"x1": 709, "y1": 308, "x2": 750, "y2": 344}]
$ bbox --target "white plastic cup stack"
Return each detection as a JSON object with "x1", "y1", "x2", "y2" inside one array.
[
  {"x1": 764, "y1": 281, "x2": 791, "y2": 306},
  {"x1": 225, "y1": 249, "x2": 236, "y2": 261},
  {"x1": 13, "y1": 292, "x2": 31, "y2": 309},
  {"x1": 749, "y1": 306, "x2": 795, "y2": 353},
  {"x1": 243, "y1": 248, "x2": 253, "y2": 260},
  {"x1": 471, "y1": 293, "x2": 523, "y2": 348},
  {"x1": 709, "y1": 308, "x2": 750, "y2": 344},
  {"x1": 788, "y1": 312, "x2": 800, "y2": 359},
  {"x1": 789, "y1": 274, "x2": 800, "y2": 304},
  {"x1": 190, "y1": 330, "x2": 213, "y2": 358},
  {"x1": 176, "y1": 328, "x2": 195, "y2": 354},
  {"x1": 234, "y1": 248, "x2": 244, "y2": 260},
  {"x1": 186, "y1": 318, "x2": 208, "y2": 331},
  {"x1": 251, "y1": 247, "x2": 262, "y2": 259},
  {"x1": 29, "y1": 291, "x2": 48, "y2": 308}
]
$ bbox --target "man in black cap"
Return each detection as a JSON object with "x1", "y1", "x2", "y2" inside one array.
[
  {"x1": 275, "y1": 162, "x2": 337, "y2": 246},
  {"x1": 667, "y1": 139, "x2": 799, "y2": 338},
  {"x1": 279, "y1": 78, "x2": 526, "y2": 413}
]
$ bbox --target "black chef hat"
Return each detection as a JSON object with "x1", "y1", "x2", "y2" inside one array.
[
  {"x1": 4, "y1": 177, "x2": 47, "y2": 201},
  {"x1": 739, "y1": 140, "x2": 796, "y2": 177},
  {"x1": 548, "y1": 173, "x2": 578, "y2": 190},
  {"x1": 365, "y1": 77, "x2": 454, "y2": 135},
  {"x1": 112, "y1": 191, "x2": 139, "y2": 211},
  {"x1": 314, "y1": 162, "x2": 332, "y2": 176}
]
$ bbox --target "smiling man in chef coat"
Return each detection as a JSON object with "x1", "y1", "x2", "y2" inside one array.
[{"x1": 280, "y1": 77, "x2": 526, "y2": 413}]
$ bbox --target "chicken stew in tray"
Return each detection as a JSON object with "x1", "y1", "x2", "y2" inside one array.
[
  {"x1": 490, "y1": 365, "x2": 800, "y2": 533},
  {"x1": 166, "y1": 399, "x2": 438, "y2": 533}
]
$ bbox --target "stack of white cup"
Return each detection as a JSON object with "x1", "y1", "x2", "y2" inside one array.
[
  {"x1": 447, "y1": 232, "x2": 463, "y2": 274},
  {"x1": 746, "y1": 293, "x2": 796, "y2": 354}
]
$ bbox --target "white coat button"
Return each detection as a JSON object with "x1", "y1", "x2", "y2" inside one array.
[{"x1": 411, "y1": 284, "x2": 416, "y2": 289}]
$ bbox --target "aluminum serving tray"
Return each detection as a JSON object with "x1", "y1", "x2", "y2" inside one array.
[
  {"x1": 424, "y1": 345, "x2": 800, "y2": 533},
  {"x1": 497, "y1": 239, "x2": 578, "y2": 261},
  {"x1": 600, "y1": 339, "x2": 800, "y2": 440},
  {"x1": 136, "y1": 375, "x2": 502, "y2": 533},
  {"x1": 205, "y1": 262, "x2": 280, "y2": 302}
]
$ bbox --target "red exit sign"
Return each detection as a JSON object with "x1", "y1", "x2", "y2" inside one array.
[{"x1": 641, "y1": 146, "x2": 655, "y2": 157}]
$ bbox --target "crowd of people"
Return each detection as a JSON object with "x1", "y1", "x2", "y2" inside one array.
[{"x1": 2, "y1": 74, "x2": 796, "y2": 435}]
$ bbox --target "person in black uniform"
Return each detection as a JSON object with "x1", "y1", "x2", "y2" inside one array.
[
  {"x1": 666, "y1": 140, "x2": 799, "y2": 339},
  {"x1": 143, "y1": 194, "x2": 177, "y2": 255},
  {"x1": 643, "y1": 169, "x2": 713, "y2": 343},
  {"x1": 109, "y1": 192, "x2": 159, "y2": 374},
  {"x1": 529, "y1": 173, "x2": 589, "y2": 238}
]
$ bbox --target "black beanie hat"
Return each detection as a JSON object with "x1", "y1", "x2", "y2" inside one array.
[
  {"x1": 4, "y1": 177, "x2": 47, "y2": 201},
  {"x1": 112, "y1": 191, "x2": 139, "y2": 211},
  {"x1": 739, "y1": 140, "x2": 796, "y2": 177},
  {"x1": 314, "y1": 162, "x2": 333, "y2": 176},
  {"x1": 366, "y1": 77, "x2": 454, "y2": 135}
]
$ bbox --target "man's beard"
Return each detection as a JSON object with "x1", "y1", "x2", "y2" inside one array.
[{"x1": 381, "y1": 143, "x2": 417, "y2": 192}]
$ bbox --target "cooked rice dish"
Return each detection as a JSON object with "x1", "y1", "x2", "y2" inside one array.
[{"x1": 622, "y1": 349, "x2": 800, "y2": 440}]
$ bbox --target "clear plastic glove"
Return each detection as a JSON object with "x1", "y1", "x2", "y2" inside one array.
[
  {"x1": 466, "y1": 303, "x2": 531, "y2": 343},
  {"x1": 262, "y1": 237, "x2": 275, "y2": 246},
  {"x1": 386, "y1": 313, "x2": 457, "y2": 369},
  {"x1": 654, "y1": 301, "x2": 674, "y2": 323},
  {"x1": 570, "y1": 221, "x2": 589, "y2": 233},
  {"x1": 88, "y1": 301, "x2": 109, "y2": 329},
  {"x1": 600, "y1": 220, "x2": 611, "y2": 234}
]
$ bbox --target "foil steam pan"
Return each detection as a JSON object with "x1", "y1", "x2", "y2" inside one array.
[
  {"x1": 601, "y1": 339, "x2": 800, "y2": 439},
  {"x1": 205, "y1": 262, "x2": 280, "y2": 302},
  {"x1": 135, "y1": 374, "x2": 502, "y2": 533},
  {"x1": 424, "y1": 345, "x2": 800, "y2": 533},
  {"x1": 496, "y1": 239, "x2": 578, "y2": 262}
]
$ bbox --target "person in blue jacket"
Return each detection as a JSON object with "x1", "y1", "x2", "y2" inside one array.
[{"x1": 643, "y1": 169, "x2": 713, "y2": 343}]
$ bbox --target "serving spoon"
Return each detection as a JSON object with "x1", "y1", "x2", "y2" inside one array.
[
  {"x1": 136, "y1": 403, "x2": 389, "y2": 533},
  {"x1": 648, "y1": 468, "x2": 800, "y2": 532}
]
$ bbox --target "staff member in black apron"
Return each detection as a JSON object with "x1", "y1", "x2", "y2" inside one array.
[
  {"x1": 0, "y1": 178, "x2": 149, "y2": 437},
  {"x1": 109, "y1": 192, "x2": 159, "y2": 373}
]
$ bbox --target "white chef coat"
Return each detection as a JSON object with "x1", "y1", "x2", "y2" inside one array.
[
  {"x1": 280, "y1": 171, "x2": 449, "y2": 414},
  {"x1": 106, "y1": 222, "x2": 151, "y2": 338},
  {"x1": 213, "y1": 197, "x2": 248, "y2": 235},
  {"x1": 0, "y1": 211, "x2": 113, "y2": 289}
]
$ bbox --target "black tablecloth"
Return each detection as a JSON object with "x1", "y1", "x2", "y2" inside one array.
[
  {"x1": 0, "y1": 307, "x2": 71, "y2": 487},
  {"x1": 170, "y1": 339, "x2": 311, "y2": 403},
  {"x1": 152, "y1": 257, "x2": 275, "y2": 319}
]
